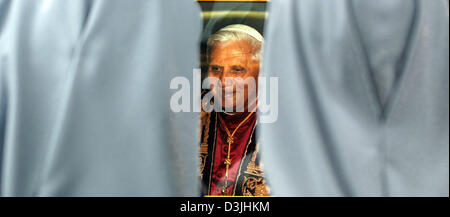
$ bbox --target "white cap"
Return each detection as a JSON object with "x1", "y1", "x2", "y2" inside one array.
[{"x1": 218, "y1": 24, "x2": 264, "y2": 43}]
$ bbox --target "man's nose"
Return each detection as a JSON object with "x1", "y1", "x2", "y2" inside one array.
[{"x1": 220, "y1": 67, "x2": 233, "y2": 84}]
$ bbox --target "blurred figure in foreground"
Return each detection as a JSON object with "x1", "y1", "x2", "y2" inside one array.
[
  {"x1": 0, "y1": 0, "x2": 201, "y2": 196},
  {"x1": 260, "y1": 0, "x2": 449, "y2": 196}
]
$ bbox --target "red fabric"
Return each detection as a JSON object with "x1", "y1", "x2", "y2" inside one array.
[{"x1": 210, "y1": 112, "x2": 257, "y2": 196}]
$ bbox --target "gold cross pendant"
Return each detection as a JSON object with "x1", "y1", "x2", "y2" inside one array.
[{"x1": 221, "y1": 180, "x2": 230, "y2": 195}]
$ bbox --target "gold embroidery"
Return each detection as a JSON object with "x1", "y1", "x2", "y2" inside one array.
[
  {"x1": 245, "y1": 144, "x2": 263, "y2": 177},
  {"x1": 199, "y1": 110, "x2": 211, "y2": 178},
  {"x1": 242, "y1": 144, "x2": 270, "y2": 196},
  {"x1": 200, "y1": 99, "x2": 212, "y2": 154},
  {"x1": 199, "y1": 155, "x2": 207, "y2": 179},
  {"x1": 200, "y1": 111, "x2": 211, "y2": 154},
  {"x1": 242, "y1": 176, "x2": 270, "y2": 196},
  {"x1": 207, "y1": 112, "x2": 218, "y2": 195}
]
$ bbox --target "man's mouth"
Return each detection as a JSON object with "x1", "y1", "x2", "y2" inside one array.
[{"x1": 222, "y1": 86, "x2": 235, "y2": 96}]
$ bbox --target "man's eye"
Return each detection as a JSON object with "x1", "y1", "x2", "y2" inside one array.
[
  {"x1": 232, "y1": 67, "x2": 245, "y2": 73},
  {"x1": 210, "y1": 66, "x2": 222, "y2": 73}
]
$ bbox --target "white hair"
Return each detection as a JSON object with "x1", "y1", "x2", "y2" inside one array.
[{"x1": 207, "y1": 24, "x2": 263, "y2": 63}]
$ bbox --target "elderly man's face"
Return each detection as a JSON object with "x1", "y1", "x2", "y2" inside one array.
[{"x1": 208, "y1": 39, "x2": 260, "y2": 112}]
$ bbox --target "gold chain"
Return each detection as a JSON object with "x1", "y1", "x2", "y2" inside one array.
[{"x1": 217, "y1": 106, "x2": 257, "y2": 195}]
